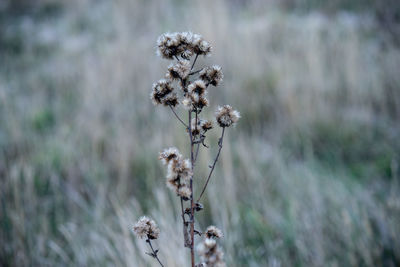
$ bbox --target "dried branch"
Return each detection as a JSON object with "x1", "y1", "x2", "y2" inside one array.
[
  {"x1": 146, "y1": 239, "x2": 164, "y2": 267},
  {"x1": 197, "y1": 127, "x2": 225, "y2": 202}
]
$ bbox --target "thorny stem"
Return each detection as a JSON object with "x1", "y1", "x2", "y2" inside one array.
[
  {"x1": 197, "y1": 127, "x2": 225, "y2": 202},
  {"x1": 169, "y1": 105, "x2": 188, "y2": 128},
  {"x1": 146, "y1": 239, "x2": 164, "y2": 267}
]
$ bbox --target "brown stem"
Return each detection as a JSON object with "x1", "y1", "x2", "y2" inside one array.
[
  {"x1": 188, "y1": 110, "x2": 195, "y2": 267},
  {"x1": 146, "y1": 239, "x2": 164, "y2": 267},
  {"x1": 196, "y1": 127, "x2": 225, "y2": 202}
]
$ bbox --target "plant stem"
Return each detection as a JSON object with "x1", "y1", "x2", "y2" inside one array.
[
  {"x1": 191, "y1": 54, "x2": 198, "y2": 71},
  {"x1": 188, "y1": 110, "x2": 195, "y2": 267},
  {"x1": 146, "y1": 239, "x2": 164, "y2": 267},
  {"x1": 197, "y1": 127, "x2": 225, "y2": 202},
  {"x1": 169, "y1": 105, "x2": 188, "y2": 128},
  {"x1": 189, "y1": 68, "x2": 203, "y2": 76}
]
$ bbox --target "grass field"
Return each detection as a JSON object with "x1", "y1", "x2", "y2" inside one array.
[{"x1": 1, "y1": 0, "x2": 400, "y2": 266}]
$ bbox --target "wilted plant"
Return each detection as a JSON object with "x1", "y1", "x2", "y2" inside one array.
[{"x1": 133, "y1": 32, "x2": 240, "y2": 267}]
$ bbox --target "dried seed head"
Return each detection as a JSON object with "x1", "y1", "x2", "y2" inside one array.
[
  {"x1": 182, "y1": 96, "x2": 193, "y2": 110},
  {"x1": 195, "y1": 202, "x2": 204, "y2": 211},
  {"x1": 178, "y1": 186, "x2": 191, "y2": 200},
  {"x1": 197, "y1": 237, "x2": 226, "y2": 267},
  {"x1": 150, "y1": 79, "x2": 174, "y2": 106},
  {"x1": 191, "y1": 118, "x2": 213, "y2": 136},
  {"x1": 163, "y1": 153, "x2": 192, "y2": 195},
  {"x1": 133, "y1": 216, "x2": 160, "y2": 240},
  {"x1": 196, "y1": 95, "x2": 209, "y2": 109},
  {"x1": 191, "y1": 34, "x2": 212, "y2": 56},
  {"x1": 166, "y1": 60, "x2": 191, "y2": 81},
  {"x1": 159, "y1": 147, "x2": 182, "y2": 165},
  {"x1": 156, "y1": 32, "x2": 184, "y2": 59},
  {"x1": 200, "y1": 119, "x2": 213, "y2": 131},
  {"x1": 162, "y1": 93, "x2": 179, "y2": 107},
  {"x1": 182, "y1": 81, "x2": 209, "y2": 111},
  {"x1": 188, "y1": 80, "x2": 207, "y2": 96},
  {"x1": 200, "y1": 65, "x2": 223, "y2": 86},
  {"x1": 215, "y1": 105, "x2": 240, "y2": 127},
  {"x1": 205, "y1": 226, "x2": 223, "y2": 239}
]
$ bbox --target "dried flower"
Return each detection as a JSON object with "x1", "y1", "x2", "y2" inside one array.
[
  {"x1": 161, "y1": 148, "x2": 192, "y2": 198},
  {"x1": 159, "y1": 147, "x2": 182, "y2": 165},
  {"x1": 197, "y1": 237, "x2": 226, "y2": 267},
  {"x1": 167, "y1": 60, "x2": 191, "y2": 81},
  {"x1": 200, "y1": 65, "x2": 223, "y2": 86},
  {"x1": 162, "y1": 93, "x2": 179, "y2": 107},
  {"x1": 196, "y1": 95, "x2": 209, "y2": 109},
  {"x1": 133, "y1": 216, "x2": 160, "y2": 240},
  {"x1": 150, "y1": 79, "x2": 175, "y2": 106},
  {"x1": 205, "y1": 226, "x2": 223, "y2": 239},
  {"x1": 191, "y1": 118, "x2": 213, "y2": 136},
  {"x1": 178, "y1": 186, "x2": 191, "y2": 200},
  {"x1": 188, "y1": 80, "x2": 207, "y2": 96},
  {"x1": 191, "y1": 34, "x2": 212, "y2": 56},
  {"x1": 157, "y1": 32, "x2": 184, "y2": 59},
  {"x1": 182, "y1": 96, "x2": 193, "y2": 110},
  {"x1": 215, "y1": 105, "x2": 240, "y2": 127}
]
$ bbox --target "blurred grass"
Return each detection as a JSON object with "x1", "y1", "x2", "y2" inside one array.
[{"x1": 1, "y1": 0, "x2": 400, "y2": 266}]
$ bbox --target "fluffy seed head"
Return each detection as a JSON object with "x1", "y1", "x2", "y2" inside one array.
[
  {"x1": 163, "y1": 153, "x2": 192, "y2": 195},
  {"x1": 191, "y1": 118, "x2": 213, "y2": 136},
  {"x1": 182, "y1": 97, "x2": 193, "y2": 110},
  {"x1": 178, "y1": 186, "x2": 191, "y2": 200},
  {"x1": 159, "y1": 147, "x2": 182, "y2": 165},
  {"x1": 133, "y1": 216, "x2": 160, "y2": 240},
  {"x1": 167, "y1": 60, "x2": 191, "y2": 81},
  {"x1": 215, "y1": 105, "x2": 240, "y2": 127},
  {"x1": 191, "y1": 34, "x2": 212, "y2": 56},
  {"x1": 188, "y1": 80, "x2": 207, "y2": 96},
  {"x1": 196, "y1": 95, "x2": 209, "y2": 109},
  {"x1": 200, "y1": 65, "x2": 223, "y2": 86},
  {"x1": 205, "y1": 226, "x2": 223, "y2": 239},
  {"x1": 150, "y1": 79, "x2": 174, "y2": 106},
  {"x1": 162, "y1": 93, "x2": 179, "y2": 107},
  {"x1": 156, "y1": 32, "x2": 184, "y2": 59},
  {"x1": 197, "y1": 237, "x2": 226, "y2": 267}
]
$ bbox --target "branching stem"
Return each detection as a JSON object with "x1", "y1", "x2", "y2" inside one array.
[
  {"x1": 146, "y1": 239, "x2": 164, "y2": 267},
  {"x1": 197, "y1": 127, "x2": 225, "y2": 202}
]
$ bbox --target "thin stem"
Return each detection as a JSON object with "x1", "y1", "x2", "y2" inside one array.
[
  {"x1": 194, "y1": 143, "x2": 200, "y2": 163},
  {"x1": 174, "y1": 55, "x2": 181, "y2": 62},
  {"x1": 197, "y1": 127, "x2": 226, "y2": 202},
  {"x1": 180, "y1": 197, "x2": 186, "y2": 223},
  {"x1": 189, "y1": 68, "x2": 203, "y2": 76},
  {"x1": 188, "y1": 110, "x2": 195, "y2": 267},
  {"x1": 146, "y1": 239, "x2": 164, "y2": 267},
  {"x1": 190, "y1": 54, "x2": 199, "y2": 71},
  {"x1": 169, "y1": 105, "x2": 188, "y2": 128}
]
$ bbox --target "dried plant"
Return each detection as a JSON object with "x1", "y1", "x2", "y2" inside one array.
[{"x1": 132, "y1": 32, "x2": 239, "y2": 267}]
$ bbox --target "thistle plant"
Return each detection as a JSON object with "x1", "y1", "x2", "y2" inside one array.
[{"x1": 133, "y1": 32, "x2": 240, "y2": 267}]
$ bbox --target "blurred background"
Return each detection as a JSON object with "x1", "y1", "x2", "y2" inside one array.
[{"x1": 1, "y1": 0, "x2": 400, "y2": 266}]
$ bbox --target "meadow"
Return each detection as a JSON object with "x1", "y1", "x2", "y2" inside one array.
[{"x1": 1, "y1": 0, "x2": 400, "y2": 266}]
